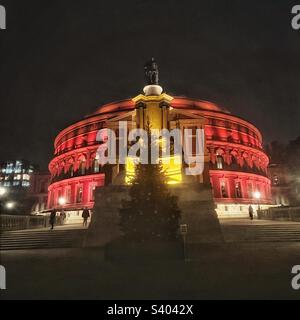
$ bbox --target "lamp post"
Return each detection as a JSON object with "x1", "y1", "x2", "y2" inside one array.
[
  {"x1": 58, "y1": 197, "x2": 67, "y2": 224},
  {"x1": 180, "y1": 224, "x2": 188, "y2": 262},
  {"x1": 253, "y1": 191, "x2": 261, "y2": 216}
]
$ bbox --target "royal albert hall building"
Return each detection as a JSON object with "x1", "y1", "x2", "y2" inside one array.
[{"x1": 48, "y1": 96, "x2": 272, "y2": 218}]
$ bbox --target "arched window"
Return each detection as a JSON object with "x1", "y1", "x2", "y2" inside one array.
[{"x1": 69, "y1": 164, "x2": 74, "y2": 177}]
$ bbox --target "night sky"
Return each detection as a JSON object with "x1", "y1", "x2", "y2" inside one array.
[{"x1": 0, "y1": 0, "x2": 299, "y2": 169}]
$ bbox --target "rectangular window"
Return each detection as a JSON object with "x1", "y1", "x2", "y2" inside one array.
[
  {"x1": 247, "y1": 183, "x2": 253, "y2": 198},
  {"x1": 235, "y1": 182, "x2": 242, "y2": 198},
  {"x1": 22, "y1": 181, "x2": 30, "y2": 187},
  {"x1": 220, "y1": 180, "x2": 228, "y2": 198},
  {"x1": 23, "y1": 174, "x2": 30, "y2": 181},
  {"x1": 66, "y1": 186, "x2": 72, "y2": 204},
  {"x1": 94, "y1": 160, "x2": 100, "y2": 173},
  {"x1": 77, "y1": 186, "x2": 83, "y2": 203},
  {"x1": 90, "y1": 185, "x2": 96, "y2": 201}
]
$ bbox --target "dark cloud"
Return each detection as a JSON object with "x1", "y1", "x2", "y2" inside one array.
[{"x1": 0, "y1": 0, "x2": 299, "y2": 168}]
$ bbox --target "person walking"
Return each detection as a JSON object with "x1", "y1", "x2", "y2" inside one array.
[
  {"x1": 49, "y1": 209, "x2": 57, "y2": 230},
  {"x1": 248, "y1": 205, "x2": 254, "y2": 221},
  {"x1": 82, "y1": 207, "x2": 90, "y2": 227},
  {"x1": 60, "y1": 209, "x2": 66, "y2": 224}
]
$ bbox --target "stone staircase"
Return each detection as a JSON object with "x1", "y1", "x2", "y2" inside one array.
[
  {"x1": 0, "y1": 228, "x2": 87, "y2": 250},
  {"x1": 221, "y1": 220, "x2": 300, "y2": 242}
]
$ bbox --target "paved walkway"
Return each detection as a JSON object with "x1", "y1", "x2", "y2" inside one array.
[{"x1": 220, "y1": 218, "x2": 300, "y2": 226}]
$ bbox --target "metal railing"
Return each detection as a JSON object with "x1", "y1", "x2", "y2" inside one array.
[
  {"x1": 258, "y1": 207, "x2": 300, "y2": 222},
  {"x1": 0, "y1": 215, "x2": 64, "y2": 232}
]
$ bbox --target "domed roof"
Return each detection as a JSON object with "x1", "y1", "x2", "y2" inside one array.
[{"x1": 89, "y1": 96, "x2": 230, "y2": 117}]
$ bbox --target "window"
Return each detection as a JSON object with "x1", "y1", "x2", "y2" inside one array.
[
  {"x1": 69, "y1": 165, "x2": 74, "y2": 177},
  {"x1": 23, "y1": 174, "x2": 30, "y2": 181},
  {"x1": 235, "y1": 182, "x2": 242, "y2": 198},
  {"x1": 90, "y1": 185, "x2": 96, "y2": 201},
  {"x1": 216, "y1": 156, "x2": 224, "y2": 169},
  {"x1": 94, "y1": 159, "x2": 100, "y2": 173},
  {"x1": 220, "y1": 180, "x2": 228, "y2": 198},
  {"x1": 247, "y1": 183, "x2": 253, "y2": 198},
  {"x1": 66, "y1": 187, "x2": 72, "y2": 204},
  {"x1": 77, "y1": 186, "x2": 83, "y2": 203},
  {"x1": 79, "y1": 161, "x2": 86, "y2": 175},
  {"x1": 15, "y1": 161, "x2": 22, "y2": 173},
  {"x1": 273, "y1": 175, "x2": 279, "y2": 186},
  {"x1": 22, "y1": 181, "x2": 30, "y2": 187}
]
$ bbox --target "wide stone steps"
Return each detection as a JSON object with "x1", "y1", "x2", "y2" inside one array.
[
  {"x1": 0, "y1": 229, "x2": 87, "y2": 250},
  {"x1": 221, "y1": 223, "x2": 300, "y2": 242}
]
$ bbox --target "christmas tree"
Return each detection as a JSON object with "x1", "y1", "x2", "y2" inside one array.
[{"x1": 120, "y1": 128, "x2": 181, "y2": 242}]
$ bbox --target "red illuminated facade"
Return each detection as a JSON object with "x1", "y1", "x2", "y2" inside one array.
[{"x1": 48, "y1": 97, "x2": 272, "y2": 216}]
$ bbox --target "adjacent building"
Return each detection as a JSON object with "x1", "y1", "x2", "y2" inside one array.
[{"x1": 0, "y1": 160, "x2": 34, "y2": 189}]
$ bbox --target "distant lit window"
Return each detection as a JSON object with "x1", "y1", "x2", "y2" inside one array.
[
  {"x1": 273, "y1": 175, "x2": 279, "y2": 186},
  {"x1": 15, "y1": 161, "x2": 22, "y2": 173},
  {"x1": 13, "y1": 181, "x2": 20, "y2": 186},
  {"x1": 22, "y1": 181, "x2": 30, "y2": 187},
  {"x1": 6, "y1": 163, "x2": 14, "y2": 174},
  {"x1": 216, "y1": 156, "x2": 224, "y2": 169},
  {"x1": 14, "y1": 174, "x2": 22, "y2": 181},
  {"x1": 23, "y1": 174, "x2": 30, "y2": 181},
  {"x1": 4, "y1": 182, "x2": 11, "y2": 187}
]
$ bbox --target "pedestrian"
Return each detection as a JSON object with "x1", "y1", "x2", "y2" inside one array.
[
  {"x1": 249, "y1": 205, "x2": 254, "y2": 221},
  {"x1": 82, "y1": 207, "x2": 90, "y2": 227},
  {"x1": 60, "y1": 209, "x2": 66, "y2": 224},
  {"x1": 49, "y1": 209, "x2": 57, "y2": 230}
]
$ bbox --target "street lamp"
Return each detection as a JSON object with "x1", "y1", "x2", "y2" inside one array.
[
  {"x1": 5, "y1": 202, "x2": 15, "y2": 210},
  {"x1": 0, "y1": 187, "x2": 7, "y2": 197},
  {"x1": 58, "y1": 197, "x2": 66, "y2": 206},
  {"x1": 253, "y1": 191, "x2": 261, "y2": 212}
]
